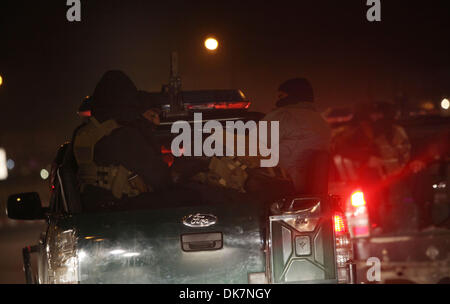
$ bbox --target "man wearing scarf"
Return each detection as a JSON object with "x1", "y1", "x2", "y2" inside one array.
[{"x1": 262, "y1": 78, "x2": 331, "y2": 194}]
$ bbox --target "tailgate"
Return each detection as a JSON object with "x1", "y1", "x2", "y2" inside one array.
[{"x1": 73, "y1": 187, "x2": 266, "y2": 283}]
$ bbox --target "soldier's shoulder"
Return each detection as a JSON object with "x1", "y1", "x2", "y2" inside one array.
[{"x1": 101, "y1": 125, "x2": 143, "y2": 145}]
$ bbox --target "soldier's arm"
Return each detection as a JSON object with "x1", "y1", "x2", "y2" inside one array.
[
  {"x1": 103, "y1": 127, "x2": 172, "y2": 191},
  {"x1": 394, "y1": 125, "x2": 412, "y2": 166}
]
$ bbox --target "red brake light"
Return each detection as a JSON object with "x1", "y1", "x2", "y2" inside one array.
[
  {"x1": 334, "y1": 212, "x2": 354, "y2": 283},
  {"x1": 347, "y1": 190, "x2": 370, "y2": 238},
  {"x1": 221, "y1": 101, "x2": 250, "y2": 109},
  {"x1": 78, "y1": 110, "x2": 92, "y2": 117},
  {"x1": 350, "y1": 191, "x2": 366, "y2": 207},
  {"x1": 334, "y1": 214, "x2": 348, "y2": 235},
  {"x1": 186, "y1": 101, "x2": 250, "y2": 110}
]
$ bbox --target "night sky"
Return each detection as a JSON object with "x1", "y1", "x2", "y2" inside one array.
[{"x1": 0, "y1": 0, "x2": 449, "y2": 165}]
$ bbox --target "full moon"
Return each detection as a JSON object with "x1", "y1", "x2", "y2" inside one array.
[{"x1": 204, "y1": 38, "x2": 219, "y2": 51}]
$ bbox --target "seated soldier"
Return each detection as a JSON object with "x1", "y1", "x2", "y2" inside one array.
[{"x1": 73, "y1": 70, "x2": 172, "y2": 211}]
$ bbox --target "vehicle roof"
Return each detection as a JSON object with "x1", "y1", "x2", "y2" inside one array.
[
  {"x1": 154, "y1": 110, "x2": 265, "y2": 142},
  {"x1": 79, "y1": 89, "x2": 248, "y2": 109},
  {"x1": 147, "y1": 89, "x2": 249, "y2": 105}
]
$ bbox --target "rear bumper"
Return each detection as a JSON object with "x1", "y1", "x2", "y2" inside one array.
[
  {"x1": 355, "y1": 259, "x2": 450, "y2": 284},
  {"x1": 352, "y1": 234, "x2": 450, "y2": 284}
]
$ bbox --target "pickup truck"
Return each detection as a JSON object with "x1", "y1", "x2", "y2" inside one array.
[
  {"x1": 6, "y1": 89, "x2": 355, "y2": 284},
  {"x1": 329, "y1": 114, "x2": 450, "y2": 283}
]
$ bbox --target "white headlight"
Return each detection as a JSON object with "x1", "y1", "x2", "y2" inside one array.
[{"x1": 48, "y1": 229, "x2": 80, "y2": 284}]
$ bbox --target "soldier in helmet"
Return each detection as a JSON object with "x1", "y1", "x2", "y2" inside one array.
[{"x1": 72, "y1": 70, "x2": 172, "y2": 210}]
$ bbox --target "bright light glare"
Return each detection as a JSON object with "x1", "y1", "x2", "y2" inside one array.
[
  {"x1": 122, "y1": 252, "x2": 140, "y2": 257},
  {"x1": 0, "y1": 75, "x2": 3, "y2": 86},
  {"x1": 0, "y1": 148, "x2": 7, "y2": 180},
  {"x1": 78, "y1": 250, "x2": 87, "y2": 262},
  {"x1": 40, "y1": 169, "x2": 49, "y2": 180},
  {"x1": 334, "y1": 215, "x2": 346, "y2": 234},
  {"x1": 6, "y1": 159, "x2": 15, "y2": 170},
  {"x1": 351, "y1": 191, "x2": 366, "y2": 207},
  {"x1": 441, "y1": 98, "x2": 450, "y2": 110},
  {"x1": 109, "y1": 249, "x2": 126, "y2": 255},
  {"x1": 204, "y1": 38, "x2": 218, "y2": 51}
]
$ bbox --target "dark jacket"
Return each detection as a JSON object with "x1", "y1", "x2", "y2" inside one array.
[
  {"x1": 75, "y1": 71, "x2": 171, "y2": 207},
  {"x1": 262, "y1": 102, "x2": 331, "y2": 193},
  {"x1": 262, "y1": 102, "x2": 331, "y2": 173},
  {"x1": 93, "y1": 125, "x2": 171, "y2": 191}
]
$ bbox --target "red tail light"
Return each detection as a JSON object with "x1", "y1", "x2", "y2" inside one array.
[
  {"x1": 350, "y1": 191, "x2": 366, "y2": 207},
  {"x1": 78, "y1": 110, "x2": 92, "y2": 117},
  {"x1": 185, "y1": 101, "x2": 250, "y2": 110},
  {"x1": 333, "y1": 212, "x2": 353, "y2": 283},
  {"x1": 214, "y1": 101, "x2": 250, "y2": 109},
  {"x1": 346, "y1": 189, "x2": 370, "y2": 238},
  {"x1": 334, "y1": 214, "x2": 348, "y2": 235}
]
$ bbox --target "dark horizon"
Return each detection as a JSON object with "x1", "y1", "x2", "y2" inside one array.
[{"x1": 0, "y1": 0, "x2": 449, "y2": 162}]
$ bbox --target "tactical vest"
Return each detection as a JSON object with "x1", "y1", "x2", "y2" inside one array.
[{"x1": 73, "y1": 117, "x2": 144, "y2": 199}]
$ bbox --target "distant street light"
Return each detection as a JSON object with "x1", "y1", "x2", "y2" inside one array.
[
  {"x1": 6, "y1": 159, "x2": 15, "y2": 170},
  {"x1": 0, "y1": 148, "x2": 7, "y2": 180},
  {"x1": 441, "y1": 98, "x2": 450, "y2": 110},
  {"x1": 204, "y1": 37, "x2": 219, "y2": 51},
  {"x1": 40, "y1": 169, "x2": 49, "y2": 180},
  {"x1": 0, "y1": 75, "x2": 3, "y2": 87}
]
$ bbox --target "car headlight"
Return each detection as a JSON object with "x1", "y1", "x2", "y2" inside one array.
[{"x1": 47, "y1": 229, "x2": 80, "y2": 284}]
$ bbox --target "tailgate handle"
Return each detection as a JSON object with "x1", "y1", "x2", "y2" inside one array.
[
  {"x1": 188, "y1": 240, "x2": 217, "y2": 250},
  {"x1": 181, "y1": 232, "x2": 223, "y2": 252}
]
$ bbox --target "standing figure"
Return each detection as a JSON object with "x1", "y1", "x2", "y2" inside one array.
[{"x1": 262, "y1": 78, "x2": 331, "y2": 195}]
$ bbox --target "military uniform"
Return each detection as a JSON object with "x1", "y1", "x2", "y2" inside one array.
[
  {"x1": 374, "y1": 124, "x2": 411, "y2": 175},
  {"x1": 73, "y1": 71, "x2": 171, "y2": 210}
]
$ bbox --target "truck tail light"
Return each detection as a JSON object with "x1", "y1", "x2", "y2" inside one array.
[
  {"x1": 351, "y1": 191, "x2": 366, "y2": 207},
  {"x1": 346, "y1": 190, "x2": 370, "y2": 238},
  {"x1": 334, "y1": 212, "x2": 354, "y2": 284},
  {"x1": 185, "y1": 101, "x2": 250, "y2": 110},
  {"x1": 77, "y1": 110, "x2": 92, "y2": 117},
  {"x1": 334, "y1": 214, "x2": 347, "y2": 235}
]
